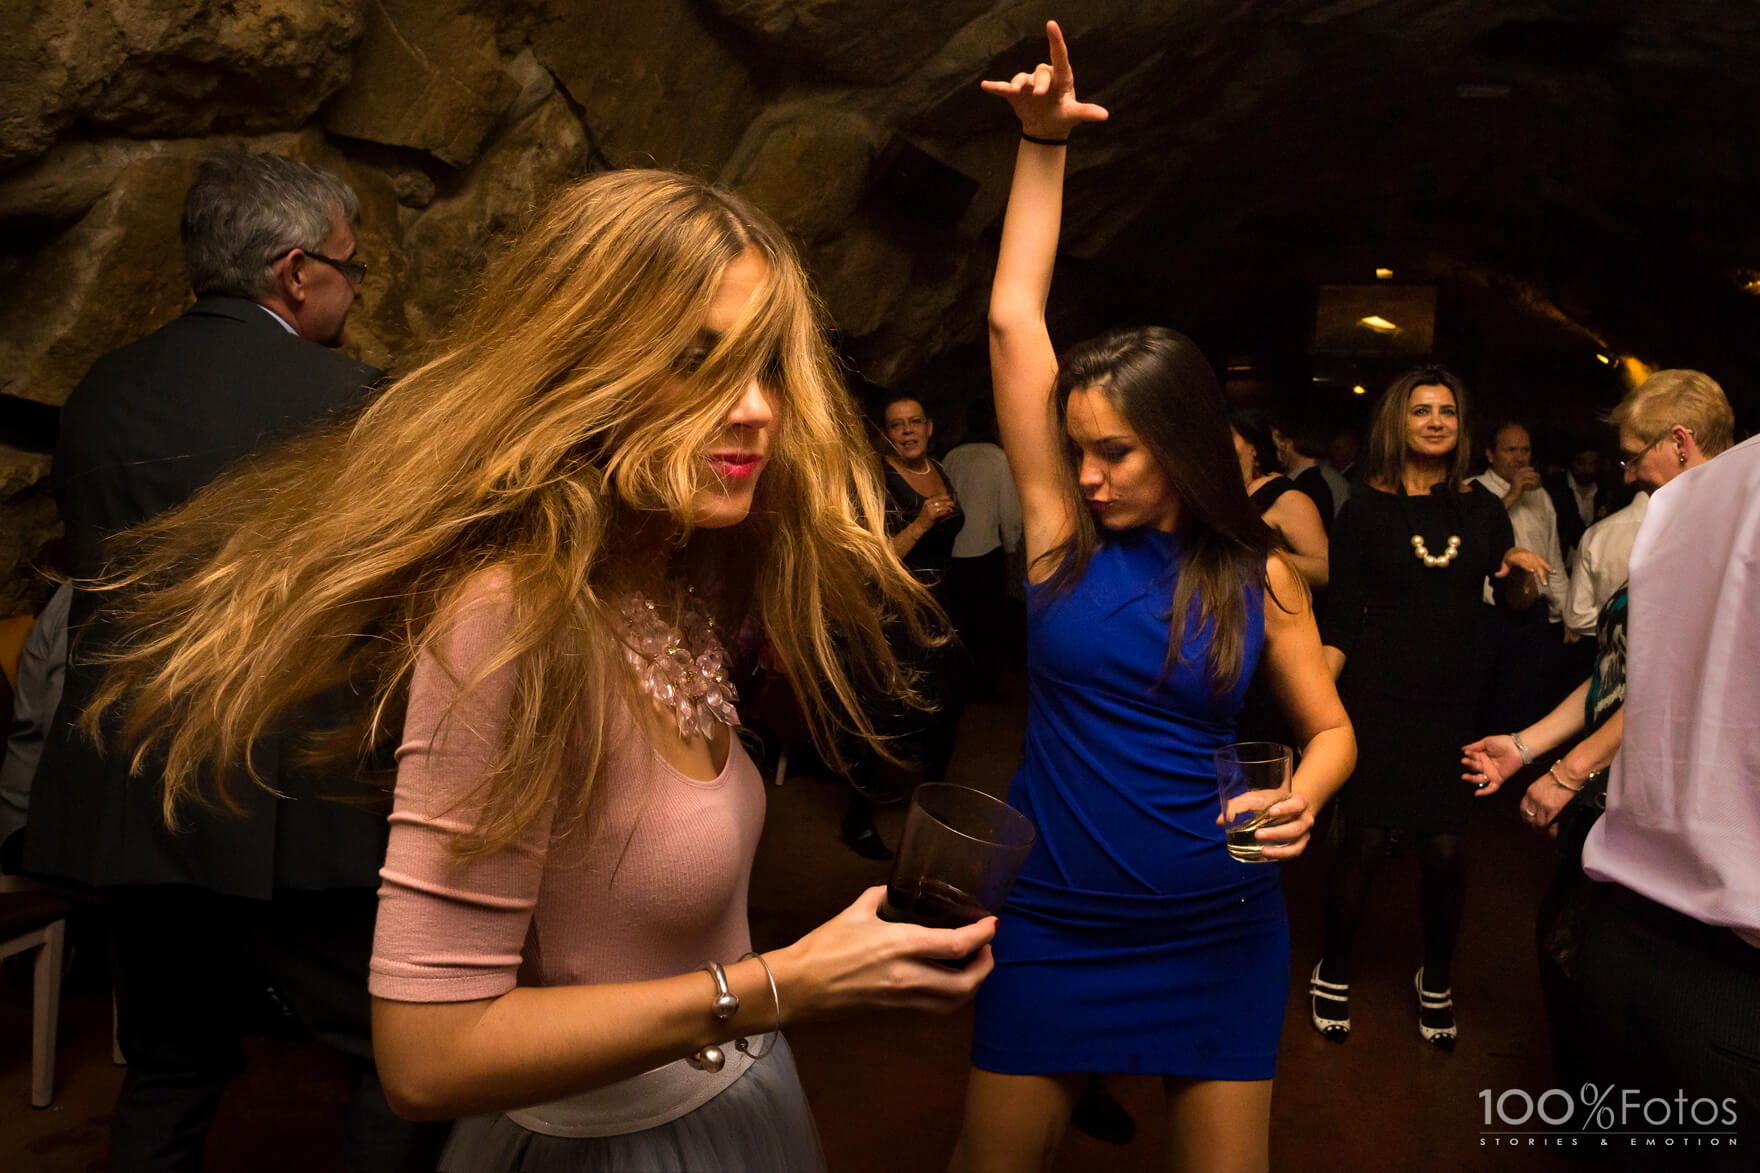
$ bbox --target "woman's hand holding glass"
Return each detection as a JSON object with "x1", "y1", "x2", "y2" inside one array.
[
  {"x1": 1243, "y1": 792, "x2": 1316, "y2": 860},
  {"x1": 767, "y1": 886, "x2": 995, "y2": 1020},
  {"x1": 979, "y1": 20, "x2": 1110, "y2": 139}
]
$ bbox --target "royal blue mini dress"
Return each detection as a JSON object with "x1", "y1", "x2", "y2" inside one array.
[{"x1": 971, "y1": 530, "x2": 1288, "y2": 1081}]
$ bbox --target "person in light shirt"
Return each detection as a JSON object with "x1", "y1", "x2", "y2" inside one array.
[
  {"x1": 942, "y1": 401, "x2": 1023, "y2": 702},
  {"x1": 1473, "y1": 420, "x2": 1570, "y2": 734},
  {"x1": 1475, "y1": 421, "x2": 1569, "y2": 621},
  {"x1": 1582, "y1": 370, "x2": 1753, "y2": 1170},
  {"x1": 1562, "y1": 491, "x2": 1647, "y2": 639},
  {"x1": 1464, "y1": 371, "x2": 1740, "y2": 1116}
]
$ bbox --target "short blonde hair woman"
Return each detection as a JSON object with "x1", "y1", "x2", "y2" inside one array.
[
  {"x1": 1608, "y1": 368, "x2": 1736, "y2": 486},
  {"x1": 82, "y1": 169, "x2": 995, "y2": 1171}
]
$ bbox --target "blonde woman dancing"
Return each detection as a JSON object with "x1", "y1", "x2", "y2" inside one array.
[{"x1": 78, "y1": 170, "x2": 994, "y2": 1172}]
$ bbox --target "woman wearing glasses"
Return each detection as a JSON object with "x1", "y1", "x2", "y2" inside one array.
[{"x1": 1462, "y1": 369, "x2": 1735, "y2": 1090}]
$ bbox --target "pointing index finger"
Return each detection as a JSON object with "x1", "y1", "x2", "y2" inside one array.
[{"x1": 1047, "y1": 20, "x2": 1071, "y2": 74}]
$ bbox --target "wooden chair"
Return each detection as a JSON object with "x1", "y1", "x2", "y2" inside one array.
[{"x1": 0, "y1": 879, "x2": 73, "y2": 1107}]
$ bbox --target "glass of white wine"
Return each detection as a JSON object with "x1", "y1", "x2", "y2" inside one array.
[{"x1": 1215, "y1": 741, "x2": 1293, "y2": 863}]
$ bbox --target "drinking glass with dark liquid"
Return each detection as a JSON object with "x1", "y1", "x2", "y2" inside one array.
[{"x1": 876, "y1": 783, "x2": 1036, "y2": 967}]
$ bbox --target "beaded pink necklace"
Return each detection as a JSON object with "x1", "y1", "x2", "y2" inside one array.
[{"x1": 617, "y1": 586, "x2": 739, "y2": 739}]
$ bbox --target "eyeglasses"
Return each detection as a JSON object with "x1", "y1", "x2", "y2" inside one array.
[
  {"x1": 284, "y1": 247, "x2": 367, "y2": 285},
  {"x1": 1618, "y1": 426, "x2": 1693, "y2": 471}
]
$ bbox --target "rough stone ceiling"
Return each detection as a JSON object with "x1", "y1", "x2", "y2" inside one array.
[
  {"x1": 941, "y1": 1, "x2": 1760, "y2": 414},
  {"x1": 3, "y1": 0, "x2": 1756, "y2": 423}
]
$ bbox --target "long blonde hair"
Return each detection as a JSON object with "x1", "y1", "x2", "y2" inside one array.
[{"x1": 83, "y1": 169, "x2": 939, "y2": 854}]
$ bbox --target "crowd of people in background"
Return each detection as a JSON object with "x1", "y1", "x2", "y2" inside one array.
[{"x1": 1, "y1": 19, "x2": 1754, "y2": 1173}]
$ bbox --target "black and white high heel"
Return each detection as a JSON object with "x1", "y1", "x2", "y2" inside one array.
[
  {"x1": 1415, "y1": 968, "x2": 1456, "y2": 1052},
  {"x1": 1309, "y1": 961, "x2": 1350, "y2": 1043}
]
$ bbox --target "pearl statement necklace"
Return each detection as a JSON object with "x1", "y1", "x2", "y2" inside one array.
[
  {"x1": 618, "y1": 586, "x2": 739, "y2": 740},
  {"x1": 1410, "y1": 532, "x2": 1462, "y2": 568}
]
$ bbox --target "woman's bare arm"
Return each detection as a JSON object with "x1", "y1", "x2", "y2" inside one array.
[
  {"x1": 1264, "y1": 490, "x2": 1330, "y2": 588},
  {"x1": 1251, "y1": 556, "x2": 1357, "y2": 859},
  {"x1": 983, "y1": 21, "x2": 1108, "y2": 572},
  {"x1": 374, "y1": 889, "x2": 994, "y2": 1119}
]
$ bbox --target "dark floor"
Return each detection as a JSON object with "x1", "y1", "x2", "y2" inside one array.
[{"x1": 2, "y1": 683, "x2": 1598, "y2": 1171}]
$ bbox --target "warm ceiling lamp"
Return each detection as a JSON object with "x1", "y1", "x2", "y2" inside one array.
[
  {"x1": 1358, "y1": 315, "x2": 1400, "y2": 333},
  {"x1": 1352, "y1": 385, "x2": 1367, "y2": 395},
  {"x1": 1375, "y1": 268, "x2": 1394, "y2": 280},
  {"x1": 1596, "y1": 353, "x2": 1611, "y2": 365}
]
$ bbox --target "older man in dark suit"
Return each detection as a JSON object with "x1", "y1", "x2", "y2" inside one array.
[{"x1": 26, "y1": 152, "x2": 442, "y2": 1172}]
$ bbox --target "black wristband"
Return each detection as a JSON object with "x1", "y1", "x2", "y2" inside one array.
[{"x1": 1020, "y1": 132, "x2": 1069, "y2": 146}]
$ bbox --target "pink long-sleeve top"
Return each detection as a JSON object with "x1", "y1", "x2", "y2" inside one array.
[{"x1": 369, "y1": 578, "x2": 767, "y2": 1004}]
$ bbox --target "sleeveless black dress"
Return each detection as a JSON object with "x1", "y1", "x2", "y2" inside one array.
[
  {"x1": 879, "y1": 459, "x2": 966, "y2": 777},
  {"x1": 1321, "y1": 483, "x2": 1516, "y2": 832}
]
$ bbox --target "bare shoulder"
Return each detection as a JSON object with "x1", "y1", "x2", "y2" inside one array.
[{"x1": 1263, "y1": 553, "x2": 1313, "y2": 624}]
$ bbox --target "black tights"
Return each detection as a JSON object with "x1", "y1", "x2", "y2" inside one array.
[{"x1": 1321, "y1": 824, "x2": 1464, "y2": 990}]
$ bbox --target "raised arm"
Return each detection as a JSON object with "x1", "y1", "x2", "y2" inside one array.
[{"x1": 983, "y1": 20, "x2": 1108, "y2": 571}]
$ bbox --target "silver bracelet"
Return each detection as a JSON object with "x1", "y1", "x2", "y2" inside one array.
[
  {"x1": 1510, "y1": 731, "x2": 1534, "y2": 766},
  {"x1": 686, "y1": 960, "x2": 740, "y2": 1073},
  {"x1": 735, "y1": 951, "x2": 780, "y2": 1061},
  {"x1": 1548, "y1": 762, "x2": 1585, "y2": 793}
]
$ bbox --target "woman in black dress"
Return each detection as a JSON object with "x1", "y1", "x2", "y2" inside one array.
[
  {"x1": 879, "y1": 394, "x2": 966, "y2": 783},
  {"x1": 1311, "y1": 365, "x2": 1550, "y2": 1050},
  {"x1": 1230, "y1": 406, "x2": 1329, "y2": 589},
  {"x1": 837, "y1": 394, "x2": 968, "y2": 859}
]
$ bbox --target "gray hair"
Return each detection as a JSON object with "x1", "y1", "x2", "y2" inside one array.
[{"x1": 180, "y1": 151, "x2": 360, "y2": 299}]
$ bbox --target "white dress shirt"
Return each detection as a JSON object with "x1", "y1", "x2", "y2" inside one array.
[
  {"x1": 1583, "y1": 435, "x2": 1760, "y2": 945},
  {"x1": 1563, "y1": 493, "x2": 1648, "y2": 637},
  {"x1": 942, "y1": 442, "x2": 1023, "y2": 559},
  {"x1": 1473, "y1": 468, "x2": 1569, "y2": 621}
]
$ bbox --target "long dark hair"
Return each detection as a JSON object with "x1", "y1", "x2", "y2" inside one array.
[
  {"x1": 1365, "y1": 364, "x2": 1473, "y2": 491},
  {"x1": 1040, "y1": 326, "x2": 1273, "y2": 694},
  {"x1": 1227, "y1": 405, "x2": 1281, "y2": 480}
]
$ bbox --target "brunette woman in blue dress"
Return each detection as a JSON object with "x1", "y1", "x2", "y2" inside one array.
[{"x1": 950, "y1": 23, "x2": 1357, "y2": 1173}]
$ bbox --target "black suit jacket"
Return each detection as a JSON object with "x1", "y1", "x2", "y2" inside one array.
[
  {"x1": 25, "y1": 296, "x2": 391, "y2": 896},
  {"x1": 1546, "y1": 472, "x2": 1604, "y2": 558}
]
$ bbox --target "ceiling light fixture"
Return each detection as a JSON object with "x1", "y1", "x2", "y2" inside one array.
[
  {"x1": 1358, "y1": 315, "x2": 1400, "y2": 334},
  {"x1": 1596, "y1": 353, "x2": 1611, "y2": 365},
  {"x1": 1352, "y1": 385, "x2": 1367, "y2": 395},
  {"x1": 1375, "y1": 268, "x2": 1394, "y2": 280}
]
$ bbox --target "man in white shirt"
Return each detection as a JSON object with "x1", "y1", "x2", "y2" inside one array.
[
  {"x1": 943, "y1": 416, "x2": 1024, "y2": 702},
  {"x1": 1579, "y1": 409, "x2": 1757, "y2": 1170},
  {"x1": 1474, "y1": 421, "x2": 1568, "y2": 728},
  {"x1": 1475, "y1": 422, "x2": 1569, "y2": 622},
  {"x1": 1562, "y1": 492, "x2": 1648, "y2": 638}
]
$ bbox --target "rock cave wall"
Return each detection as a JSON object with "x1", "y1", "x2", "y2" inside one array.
[{"x1": 4, "y1": 1, "x2": 1759, "y2": 614}]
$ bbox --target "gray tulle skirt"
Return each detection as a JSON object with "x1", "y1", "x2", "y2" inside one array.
[{"x1": 437, "y1": 1037, "x2": 826, "y2": 1173}]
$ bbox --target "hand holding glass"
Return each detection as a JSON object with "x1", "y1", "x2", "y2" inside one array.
[
  {"x1": 1215, "y1": 741, "x2": 1294, "y2": 863},
  {"x1": 879, "y1": 783, "x2": 1036, "y2": 965}
]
